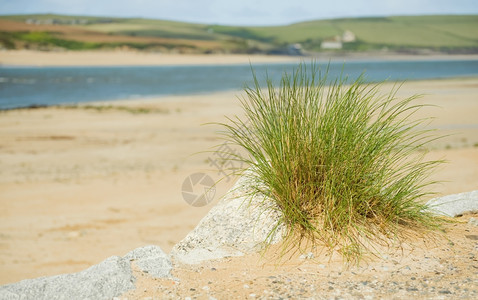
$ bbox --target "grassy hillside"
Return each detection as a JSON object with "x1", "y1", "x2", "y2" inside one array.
[
  {"x1": 0, "y1": 14, "x2": 477, "y2": 54},
  {"x1": 215, "y1": 15, "x2": 478, "y2": 52}
]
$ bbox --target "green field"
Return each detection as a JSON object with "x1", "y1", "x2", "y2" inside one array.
[{"x1": 1, "y1": 14, "x2": 477, "y2": 53}]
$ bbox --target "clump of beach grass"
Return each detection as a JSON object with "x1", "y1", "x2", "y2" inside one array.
[{"x1": 217, "y1": 63, "x2": 444, "y2": 263}]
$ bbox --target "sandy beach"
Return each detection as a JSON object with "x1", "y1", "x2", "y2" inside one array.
[
  {"x1": 0, "y1": 50, "x2": 303, "y2": 67},
  {"x1": 1, "y1": 75, "x2": 477, "y2": 285},
  {"x1": 0, "y1": 50, "x2": 477, "y2": 298},
  {"x1": 1, "y1": 50, "x2": 478, "y2": 67}
]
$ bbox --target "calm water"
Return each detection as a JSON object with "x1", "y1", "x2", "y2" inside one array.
[{"x1": 1, "y1": 59, "x2": 477, "y2": 109}]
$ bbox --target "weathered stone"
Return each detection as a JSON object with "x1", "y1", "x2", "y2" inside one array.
[
  {"x1": 170, "y1": 172, "x2": 285, "y2": 264},
  {"x1": 468, "y1": 217, "x2": 478, "y2": 227},
  {"x1": 425, "y1": 190, "x2": 478, "y2": 217},
  {"x1": 0, "y1": 245, "x2": 173, "y2": 299},
  {"x1": 124, "y1": 245, "x2": 172, "y2": 278},
  {"x1": 0, "y1": 256, "x2": 135, "y2": 300}
]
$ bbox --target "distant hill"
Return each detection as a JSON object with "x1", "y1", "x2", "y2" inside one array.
[{"x1": 1, "y1": 14, "x2": 477, "y2": 54}]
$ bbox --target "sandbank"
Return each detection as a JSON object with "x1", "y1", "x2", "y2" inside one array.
[{"x1": 1, "y1": 50, "x2": 478, "y2": 67}]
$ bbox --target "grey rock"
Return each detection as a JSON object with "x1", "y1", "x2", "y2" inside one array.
[
  {"x1": 124, "y1": 245, "x2": 172, "y2": 278},
  {"x1": 0, "y1": 256, "x2": 135, "y2": 300},
  {"x1": 170, "y1": 171, "x2": 285, "y2": 264},
  {"x1": 468, "y1": 217, "x2": 478, "y2": 227},
  {"x1": 425, "y1": 190, "x2": 478, "y2": 217}
]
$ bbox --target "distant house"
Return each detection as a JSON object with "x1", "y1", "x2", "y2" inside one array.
[
  {"x1": 321, "y1": 37, "x2": 342, "y2": 49},
  {"x1": 321, "y1": 30, "x2": 356, "y2": 49},
  {"x1": 342, "y1": 30, "x2": 356, "y2": 43}
]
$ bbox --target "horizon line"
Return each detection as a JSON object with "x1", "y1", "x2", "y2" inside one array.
[{"x1": 0, "y1": 12, "x2": 476, "y2": 27}]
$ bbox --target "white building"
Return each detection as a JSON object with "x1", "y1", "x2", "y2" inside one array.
[
  {"x1": 342, "y1": 30, "x2": 356, "y2": 43},
  {"x1": 321, "y1": 30, "x2": 356, "y2": 49},
  {"x1": 321, "y1": 39, "x2": 342, "y2": 49}
]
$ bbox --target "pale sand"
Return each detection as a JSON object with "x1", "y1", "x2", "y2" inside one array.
[
  {"x1": 124, "y1": 213, "x2": 478, "y2": 299},
  {"x1": 0, "y1": 77, "x2": 477, "y2": 288},
  {"x1": 1, "y1": 50, "x2": 478, "y2": 67},
  {"x1": 0, "y1": 50, "x2": 301, "y2": 66}
]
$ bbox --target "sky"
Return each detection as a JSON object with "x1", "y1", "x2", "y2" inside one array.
[{"x1": 0, "y1": 0, "x2": 477, "y2": 26}]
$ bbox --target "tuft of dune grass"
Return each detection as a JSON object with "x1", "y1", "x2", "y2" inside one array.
[{"x1": 217, "y1": 62, "x2": 445, "y2": 263}]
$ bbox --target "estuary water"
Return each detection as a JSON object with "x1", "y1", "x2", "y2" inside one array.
[{"x1": 1, "y1": 59, "x2": 477, "y2": 109}]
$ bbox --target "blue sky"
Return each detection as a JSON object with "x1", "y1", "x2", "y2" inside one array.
[{"x1": 0, "y1": 0, "x2": 477, "y2": 25}]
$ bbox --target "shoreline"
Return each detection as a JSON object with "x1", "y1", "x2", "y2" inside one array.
[
  {"x1": 1, "y1": 50, "x2": 478, "y2": 67},
  {"x1": 2, "y1": 75, "x2": 478, "y2": 111}
]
